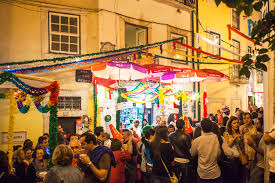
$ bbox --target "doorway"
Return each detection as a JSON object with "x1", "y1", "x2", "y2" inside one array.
[{"x1": 58, "y1": 117, "x2": 80, "y2": 135}]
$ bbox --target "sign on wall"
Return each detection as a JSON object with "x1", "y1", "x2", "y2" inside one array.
[
  {"x1": 75, "y1": 70, "x2": 92, "y2": 83},
  {"x1": 1, "y1": 131, "x2": 27, "y2": 144}
]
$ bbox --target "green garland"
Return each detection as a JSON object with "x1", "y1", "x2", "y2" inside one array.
[
  {"x1": 93, "y1": 84, "x2": 97, "y2": 130},
  {"x1": 116, "y1": 88, "x2": 122, "y2": 130},
  {"x1": 0, "y1": 37, "x2": 184, "y2": 67},
  {"x1": 49, "y1": 105, "x2": 58, "y2": 167}
]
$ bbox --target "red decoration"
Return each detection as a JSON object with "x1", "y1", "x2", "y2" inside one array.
[
  {"x1": 203, "y1": 91, "x2": 207, "y2": 118},
  {"x1": 184, "y1": 117, "x2": 192, "y2": 134},
  {"x1": 174, "y1": 41, "x2": 244, "y2": 64},
  {"x1": 44, "y1": 81, "x2": 60, "y2": 105}
]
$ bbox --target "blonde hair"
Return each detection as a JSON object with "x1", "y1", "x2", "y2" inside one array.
[{"x1": 52, "y1": 144, "x2": 73, "y2": 166}]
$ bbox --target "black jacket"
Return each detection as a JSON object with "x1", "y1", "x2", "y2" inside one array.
[{"x1": 169, "y1": 130, "x2": 192, "y2": 160}]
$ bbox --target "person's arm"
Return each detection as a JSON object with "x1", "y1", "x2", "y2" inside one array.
[
  {"x1": 81, "y1": 154, "x2": 111, "y2": 182},
  {"x1": 247, "y1": 137, "x2": 264, "y2": 156},
  {"x1": 221, "y1": 137, "x2": 234, "y2": 157},
  {"x1": 190, "y1": 139, "x2": 198, "y2": 157}
]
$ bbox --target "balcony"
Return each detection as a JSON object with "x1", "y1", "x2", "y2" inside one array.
[
  {"x1": 229, "y1": 65, "x2": 249, "y2": 84},
  {"x1": 153, "y1": 0, "x2": 195, "y2": 11}
]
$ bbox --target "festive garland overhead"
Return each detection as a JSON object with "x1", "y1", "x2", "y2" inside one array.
[
  {"x1": 0, "y1": 72, "x2": 60, "y2": 167},
  {"x1": 0, "y1": 37, "x2": 185, "y2": 67}
]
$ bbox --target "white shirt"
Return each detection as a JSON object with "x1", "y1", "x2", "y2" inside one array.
[{"x1": 267, "y1": 124, "x2": 275, "y2": 173}]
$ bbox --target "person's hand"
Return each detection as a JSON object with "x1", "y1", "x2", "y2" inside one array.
[
  {"x1": 234, "y1": 134, "x2": 241, "y2": 140},
  {"x1": 79, "y1": 154, "x2": 91, "y2": 165},
  {"x1": 247, "y1": 137, "x2": 256, "y2": 147}
]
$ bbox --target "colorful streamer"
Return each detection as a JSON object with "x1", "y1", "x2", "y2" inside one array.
[
  {"x1": 49, "y1": 105, "x2": 58, "y2": 167},
  {"x1": 116, "y1": 88, "x2": 122, "y2": 130}
]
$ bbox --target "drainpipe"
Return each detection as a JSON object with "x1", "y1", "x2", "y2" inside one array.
[
  {"x1": 191, "y1": 9, "x2": 196, "y2": 120},
  {"x1": 196, "y1": 0, "x2": 201, "y2": 122}
]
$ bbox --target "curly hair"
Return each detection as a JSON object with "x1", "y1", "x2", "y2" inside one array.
[
  {"x1": 52, "y1": 145, "x2": 73, "y2": 166},
  {"x1": 226, "y1": 116, "x2": 240, "y2": 135}
]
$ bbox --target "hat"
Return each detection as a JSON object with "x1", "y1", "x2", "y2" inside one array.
[
  {"x1": 142, "y1": 125, "x2": 152, "y2": 136},
  {"x1": 222, "y1": 105, "x2": 230, "y2": 116}
]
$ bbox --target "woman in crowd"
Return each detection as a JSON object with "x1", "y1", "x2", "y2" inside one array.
[
  {"x1": 150, "y1": 126, "x2": 175, "y2": 183},
  {"x1": 23, "y1": 139, "x2": 34, "y2": 151},
  {"x1": 0, "y1": 150, "x2": 17, "y2": 183},
  {"x1": 109, "y1": 139, "x2": 131, "y2": 183},
  {"x1": 223, "y1": 116, "x2": 246, "y2": 183},
  {"x1": 142, "y1": 119, "x2": 148, "y2": 128},
  {"x1": 13, "y1": 149, "x2": 28, "y2": 183},
  {"x1": 167, "y1": 124, "x2": 175, "y2": 135},
  {"x1": 44, "y1": 144, "x2": 83, "y2": 183},
  {"x1": 27, "y1": 148, "x2": 49, "y2": 183}
]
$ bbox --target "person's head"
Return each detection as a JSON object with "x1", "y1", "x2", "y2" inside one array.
[
  {"x1": 260, "y1": 106, "x2": 264, "y2": 112},
  {"x1": 194, "y1": 126, "x2": 202, "y2": 139},
  {"x1": 69, "y1": 140, "x2": 81, "y2": 158},
  {"x1": 243, "y1": 112, "x2": 252, "y2": 125},
  {"x1": 121, "y1": 129, "x2": 131, "y2": 142},
  {"x1": 258, "y1": 111, "x2": 263, "y2": 118},
  {"x1": 35, "y1": 148, "x2": 44, "y2": 161},
  {"x1": 134, "y1": 120, "x2": 140, "y2": 128},
  {"x1": 253, "y1": 105, "x2": 258, "y2": 112},
  {"x1": 235, "y1": 108, "x2": 240, "y2": 113},
  {"x1": 168, "y1": 124, "x2": 175, "y2": 134},
  {"x1": 256, "y1": 117, "x2": 264, "y2": 133},
  {"x1": 80, "y1": 132, "x2": 97, "y2": 152},
  {"x1": 201, "y1": 118, "x2": 213, "y2": 133},
  {"x1": 23, "y1": 139, "x2": 33, "y2": 150},
  {"x1": 13, "y1": 145, "x2": 22, "y2": 151},
  {"x1": 142, "y1": 119, "x2": 148, "y2": 126},
  {"x1": 70, "y1": 134, "x2": 78, "y2": 142},
  {"x1": 0, "y1": 150, "x2": 9, "y2": 174},
  {"x1": 222, "y1": 116, "x2": 229, "y2": 127},
  {"x1": 38, "y1": 136, "x2": 49, "y2": 149},
  {"x1": 226, "y1": 116, "x2": 240, "y2": 135},
  {"x1": 94, "y1": 126, "x2": 104, "y2": 138},
  {"x1": 24, "y1": 148, "x2": 33, "y2": 160},
  {"x1": 211, "y1": 122, "x2": 220, "y2": 136},
  {"x1": 156, "y1": 117, "x2": 161, "y2": 124},
  {"x1": 145, "y1": 129, "x2": 155, "y2": 141},
  {"x1": 14, "y1": 149, "x2": 25, "y2": 162},
  {"x1": 102, "y1": 132, "x2": 110, "y2": 142},
  {"x1": 57, "y1": 124, "x2": 64, "y2": 133},
  {"x1": 160, "y1": 119, "x2": 167, "y2": 126},
  {"x1": 251, "y1": 112, "x2": 258, "y2": 119},
  {"x1": 210, "y1": 115, "x2": 217, "y2": 123},
  {"x1": 110, "y1": 139, "x2": 122, "y2": 151},
  {"x1": 152, "y1": 126, "x2": 168, "y2": 160},
  {"x1": 43, "y1": 133, "x2": 49, "y2": 139},
  {"x1": 52, "y1": 144, "x2": 73, "y2": 166},
  {"x1": 176, "y1": 119, "x2": 185, "y2": 130}
]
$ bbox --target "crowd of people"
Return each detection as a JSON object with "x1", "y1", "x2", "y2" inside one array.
[{"x1": 0, "y1": 105, "x2": 274, "y2": 183}]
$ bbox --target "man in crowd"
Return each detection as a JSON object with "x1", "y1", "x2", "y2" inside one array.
[
  {"x1": 80, "y1": 132, "x2": 116, "y2": 183},
  {"x1": 35, "y1": 136, "x2": 49, "y2": 159},
  {"x1": 130, "y1": 120, "x2": 141, "y2": 137},
  {"x1": 94, "y1": 126, "x2": 105, "y2": 145},
  {"x1": 57, "y1": 124, "x2": 68, "y2": 145},
  {"x1": 121, "y1": 129, "x2": 137, "y2": 183},
  {"x1": 69, "y1": 140, "x2": 81, "y2": 167},
  {"x1": 264, "y1": 124, "x2": 275, "y2": 182},
  {"x1": 190, "y1": 118, "x2": 232, "y2": 183},
  {"x1": 169, "y1": 119, "x2": 192, "y2": 183},
  {"x1": 240, "y1": 112, "x2": 257, "y2": 182}
]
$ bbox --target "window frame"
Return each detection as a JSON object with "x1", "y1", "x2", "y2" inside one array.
[
  {"x1": 209, "y1": 31, "x2": 221, "y2": 57},
  {"x1": 57, "y1": 96, "x2": 82, "y2": 111},
  {"x1": 48, "y1": 11, "x2": 81, "y2": 55},
  {"x1": 231, "y1": 39, "x2": 241, "y2": 79},
  {"x1": 125, "y1": 23, "x2": 148, "y2": 48},
  {"x1": 170, "y1": 32, "x2": 188, "y2": 65},
  {"x1": 232, "y1": 9, "x2": 240, "y2": 30}
]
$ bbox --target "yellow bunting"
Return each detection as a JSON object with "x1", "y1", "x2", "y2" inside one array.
[
  {"x1": 8, "y1": 89, "x2": 16, "y2": 168},
  {"x1": 186, "y1": 92, "x2": 204, "y2": 100},
  {"x1": 121, "y1": 93, "x2": 159, "y2": 104},
  {"x1": 123, "y1": 85, "x2": 148, "y2": 95},
  {"x1": 105, "y1": 87, "x2": 108, "y2": 99}
]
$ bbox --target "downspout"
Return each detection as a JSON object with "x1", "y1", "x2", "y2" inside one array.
[
  {"x1": 196, "y1": 0, "x2": 201, "y2": 121},
  {"x1": 191, "y1": 9, "x2": 196, "y2": 120}
]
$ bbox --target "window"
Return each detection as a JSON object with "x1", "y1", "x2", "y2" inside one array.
[
  {"x1": 57, "y1": 97, "x2": 81, "y2": 110},
  {"x1": 232, "y1": 9, "x2": 240, "y2": 30},
  {"x1": 248, "y1": 46, "x2": 252, "y2": 55},
  {"x1": 170, "y1": 33, "x2": 188, "y2": 65},
  {"x1": 209, "y1": 32, "x2": 221, "y2": 56},
  {"x1": 231, "y1": 39, "x2": 241, "y2": 79},
  {"x1": 49, "y1": 12, "x2": 80, "y2": 54},
  {"x1": 257, "y1": 71, "x2": 263, "y2": 83},
  {"x1": 125, "y1": 23, "x2": 148, "y2": 48}
]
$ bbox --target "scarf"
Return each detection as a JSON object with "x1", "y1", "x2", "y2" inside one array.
[{"x1": 89, "y1": 146, "x2": 116, "y2": 168}]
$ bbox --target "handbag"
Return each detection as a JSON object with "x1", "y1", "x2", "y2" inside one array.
[{"x1": 160, "y1": 158, "x2": 178, "y2": 183}]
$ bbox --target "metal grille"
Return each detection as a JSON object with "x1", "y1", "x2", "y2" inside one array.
[{"x1": 57, "y1": 97, "x2": 81, "y2": 110}]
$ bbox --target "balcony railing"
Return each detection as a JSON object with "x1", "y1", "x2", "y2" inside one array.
[{"x1": 175, "y1": 0, "x2": 195, "y2": 7}]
